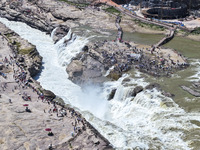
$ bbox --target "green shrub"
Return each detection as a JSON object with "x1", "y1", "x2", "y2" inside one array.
[
  {"x1": 19, "y1": 47, "x2": 35, "y2": 55},
  {"x1": 134, "y1": 20, "x2": 165, "y2": 31},
  {"x1": 58, "y1": 0, "x2": 89, "y2": 8},
  {"x1": 103, "y1": 6, "x2": 120, "y2": 15},
  {"x1": 191, "y1": 27, "x2": 200, "y2": 35}
]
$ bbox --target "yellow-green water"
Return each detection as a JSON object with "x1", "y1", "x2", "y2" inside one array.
[{"x1": 124, "y1": 32, "x2": 200, "y2": 112}]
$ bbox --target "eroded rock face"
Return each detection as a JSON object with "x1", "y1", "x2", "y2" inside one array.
[
  {"x1": 131, "y1": 86, "x2": 143, "y2": 97},
  {"x1": 0, "y1": 0, "x2": 125, "y2": 37},
  {"x1": 66, "y1": 41, "x2": 137, "y2": 84},
  {"x1": 67, "y1": 60, "x2": 83, "y2": 78},
  {"x1": 67, "y1": 53, "x2": 106, "y2": 84},
  {"x1": 108, "y1": 89, "x2": 117, "y2": 100},
  {"x1": 43, "y1": 90, "x2": 56, "y2": 98},
  {"x1": 0, "y1": 23, "x2": 42, "y2": 78},
  {"x1": 52, "y1": 26, "x2": 69, "y2": 43},
  {"x1": 0, "y1": 0, "x2": 70, "y2": 36}
]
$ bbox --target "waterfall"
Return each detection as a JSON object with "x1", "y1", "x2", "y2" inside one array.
[
  {"x1": 100, "y1": 77, "x2": 193, "y2": 149},
  {"x1": 1, "y1": 17, "x2": 200, "y2": 150},
  {"x1": 50, "y1": 27, "x2": 57, "y2": 39},
  {"x1": 188, "y1": 59, "x2": 200, "y2": 82},
  {"x1": 55, "y1": 29, "x2": 88, "y2": 66}
]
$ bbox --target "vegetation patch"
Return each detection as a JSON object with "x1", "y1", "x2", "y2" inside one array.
[
  {"x1": 103, "y1": 6, "x2": 120, "y2": 15},
  {"x1": 57, "y1": 0, "x2": 89, "y2": 8},
  {"x1": 14, "y1": 41, "x2": 21, "y2": 49},
  {"x1": 191, "y1": 27, "x2": 200, "y2": 35},
  {"x1": 18, "y1": 47, "x2": 35, "y2": 55},
  {"x1": 134, "y1": 20, "x2": 165, "y2": 31},
  {"x1": 4, "y1": 33, "x2": 13, "y2": 38}
]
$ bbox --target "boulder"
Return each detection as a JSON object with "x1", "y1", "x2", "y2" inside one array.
[
  {"x1": 66, "y1": 60, "x2": 83, "y2": 78},
  {"x1": 131, "y1": 86, "x2": 143, "y2": 97},
  {"x1": 145, "y1": 83, "x2": 160, "y2": 90},
  {"x1": 108, "y1": 89, "x2": 116, "y2": 100},
  {"x1": 43, "y1": 90, "x2": 56, "y2": 99}
]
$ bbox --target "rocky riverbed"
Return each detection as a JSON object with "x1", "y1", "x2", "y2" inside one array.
[
  {"x1": 0, "y1": 0, "x2": 189, "y2": 95},
  {"x1": 0, "y1": 0, "x2": 165, "y2": 37}
]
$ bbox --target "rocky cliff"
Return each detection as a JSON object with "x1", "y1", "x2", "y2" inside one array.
[
  {"x1": 0, "y1": 0, "x2": 143, "y2": 38},
  {"x1": 0, "y1": 23, "x2": 42, "y2": 77}
]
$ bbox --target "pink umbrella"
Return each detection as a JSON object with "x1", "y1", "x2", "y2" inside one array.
[{"x1": 45, "y1": 128, "x2": 51, "y2": 132}]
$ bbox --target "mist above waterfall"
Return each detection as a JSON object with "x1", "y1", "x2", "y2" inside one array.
[{"x1": 75, "y1": 83, "x2": 109, "y2": 119}]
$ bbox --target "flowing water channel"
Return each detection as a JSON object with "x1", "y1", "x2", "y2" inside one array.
[{"x1": 0, "y1": 17, "x2": 200, "y2": 150}]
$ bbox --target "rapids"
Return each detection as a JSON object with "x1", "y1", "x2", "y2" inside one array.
[{"x1": 0, "y1": 17, "x2": 200, "y2": 150}]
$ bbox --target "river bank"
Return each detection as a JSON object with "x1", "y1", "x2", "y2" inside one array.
[{"x1": 0, "y1": 22, "x2": 113, "y2": 150}]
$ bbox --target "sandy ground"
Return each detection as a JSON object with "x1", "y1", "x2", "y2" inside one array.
[
  {"x1": 182, "y1": 18, "x2": 200, "y2": 29},
  {"x1": 0, "y1": 25, "x2": 112, "y2": 150}
]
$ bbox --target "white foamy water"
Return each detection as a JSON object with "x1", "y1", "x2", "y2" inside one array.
[
  {"x1": 1, "y1": 17, "x2": 200, "y2": 150},
  {"x1": 188, "y1": 59, "x2": 200, "y2": 82}
]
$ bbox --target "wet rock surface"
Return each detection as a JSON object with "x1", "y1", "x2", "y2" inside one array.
[
  {"x1": 108, "y1": 89, "x2": 117, "y2": 100},
  {"x1": 181, "y1": 83, "x2": 200, "y2": 97},
  {"x1": 52, "y1": 26, "x2": 70, "y2": 43},
  {"x1": 0, "y1": 0, "x2": 118, "y2": 39},
  {"x1": 131, "y1": 86, "x2": 143, "y2": 97}
]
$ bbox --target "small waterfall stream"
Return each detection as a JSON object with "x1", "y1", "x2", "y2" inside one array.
[{"x1": 1, "y1": 17, "x2": 200, "y2": 150}]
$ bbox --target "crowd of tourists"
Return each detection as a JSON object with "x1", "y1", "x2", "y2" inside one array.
[
  {"x1": 0, "y1": 51, "x2": 89, "y2": 149},
  {"x1": 91, "y1": 40, "x2": 189, "y2": 77}
]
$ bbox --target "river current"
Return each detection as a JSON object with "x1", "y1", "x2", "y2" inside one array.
[{"x1": 0, "y1": 17, "x2": 200, "y2": 150}]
